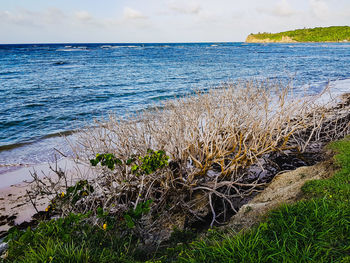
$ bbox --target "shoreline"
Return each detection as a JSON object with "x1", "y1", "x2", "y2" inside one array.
[
  {"x1": 0, "y1": 158, "x2": 93, "y2": 236},
  {"x1": 1, "y1": 78, "x2": 350, "y2": 171},
  {"x1": 0, "y1": 79, "x2": 349, "y2": 238},
  {"x1": 0, "y1": 135, "x2": 74, "y2": 176}
]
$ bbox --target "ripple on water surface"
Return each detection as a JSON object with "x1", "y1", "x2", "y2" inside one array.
[{"x1": 0, "y1": 43, "x2": 349, "y2": 167}]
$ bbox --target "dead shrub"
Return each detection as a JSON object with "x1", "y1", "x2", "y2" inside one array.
[{"x1": 28, "y1": 80, "x2": 350, "y2": 243}]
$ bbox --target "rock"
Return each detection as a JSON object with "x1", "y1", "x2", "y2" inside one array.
[
  {"x1": 228, "y1": 159, "x2": 336, "y2": 232},
  {"x1": 245, "y1": 35, "x2": 297, "y2": 43},
  {"x1": 0, "y1": 242, "x2": 8, "y2": 255}
]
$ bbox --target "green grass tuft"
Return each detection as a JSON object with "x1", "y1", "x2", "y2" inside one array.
[{"x1": 302, "y1": 136, "x2": 350, "y2": 202}]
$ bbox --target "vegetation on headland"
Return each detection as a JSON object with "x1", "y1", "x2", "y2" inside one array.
[
  {"x1": 246, "y1": 26, "x2": 350, "y2": 43},
  {"x1": 1, "y1": 80, "x2": 349, "y2": 262}
]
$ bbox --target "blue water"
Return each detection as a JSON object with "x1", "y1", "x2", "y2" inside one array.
[{"x1": 0, "y1": 42, "x2": 350, "y2": 168}]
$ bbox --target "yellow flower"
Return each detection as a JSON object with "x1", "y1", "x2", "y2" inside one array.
[
  {"x1": 329, "y1": 195, "x2": 332, "y2": 198},
  {"x1": 61, "y1": 192, "x2": 65, "y2": 198},
  {"x1": 103, "y1": 223, "x2": 107, "y2": 230},
  {"x1": 45, "y1": 205, "x2": 50, "y2": 212}
]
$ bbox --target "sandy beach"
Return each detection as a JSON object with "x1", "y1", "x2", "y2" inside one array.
[{"x1": 0, "y1": 158, "x2": 93, "y2": 236}]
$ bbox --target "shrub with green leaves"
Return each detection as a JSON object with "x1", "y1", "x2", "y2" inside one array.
[
  {"x1": 42, "y1": 180, "x2": 95, "y2": 215},
  {"x1": 90, "y1": 149, "x2": 169, "y2": 175},
  {"x1": 124, "y1": 200, "x2": 153, "y2": 229},
  {"x1": 90, "y1": 153, "x2": 123, "y2": 170},
  {"x1": 66, "y1": 180, "x2": 94, "y2": 205},
  {"x1": 132, "y1": 149, "x2": 169, "y2": 175}
]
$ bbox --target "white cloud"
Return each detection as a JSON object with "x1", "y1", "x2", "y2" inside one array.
[
  {"x1": 75, "y1": 10, "x2": 93, "y2": 21},
  {"x1": 123, "y1": 7, "x2": 147, "y2": 20},
  {"x1": 43, "y1": 8, "x2": 67, "y2": 24},
  {"x1": 272, "y1": 0, "x2": 295, "y2": 17},
  {"x1": 257, "y1": 0, "x2": 295, "y2": 17},
  {"x1": 309, "y1": 0, "x2": 329, "y2": 20},
  {"x1": 0, "y1": 8, "x2": 103, "y2": 31},
  {"x1": 168, "y1": 1, "x2": 201, "y2": 15},
  {"x1": 73, "y1": 10, "x2": 104, "y2": 27},
  {"x1": 0, "y1": 8, "x2": 68, "y2": 27},
  {"x1": 0, "y1": 9, "x2": 40, "y2": 27}
]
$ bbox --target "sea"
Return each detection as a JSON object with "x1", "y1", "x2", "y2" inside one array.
[{"x1": 0, "y1": 42, "x2": 350, "y2": 173}]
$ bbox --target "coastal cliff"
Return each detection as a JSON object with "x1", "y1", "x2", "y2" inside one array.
[
  {"x1": 246, "y1": 26, "x2": 350, "y2": 43},
  {"x1": 246, "y1": 35, "x2": 297, "y2": 43}
]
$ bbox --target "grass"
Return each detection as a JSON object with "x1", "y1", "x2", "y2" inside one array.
[
  {"x1": 3, "y1": 136, "x2": 349, "y2": 262},
  {"x1": 3, "y1": 213, "x2": 141, "y2": 262},
  {"x1": 248, "y1": 26, "x2": 350, "y2": 42}
]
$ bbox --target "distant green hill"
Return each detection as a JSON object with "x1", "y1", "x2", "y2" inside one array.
[{"x1": 246, "y1": 26, "x2": 350, "y2": 43}]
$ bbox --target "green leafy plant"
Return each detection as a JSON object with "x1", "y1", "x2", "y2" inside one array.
[
  {"x1": 90, "y1": 153, "x2": 122, "y2": 170},
  {"x1": 124, "y1": 200, "x2": 153, "y2": 229},
  {"x1": 95, "y1": 207, "x2": 121, "y2": 232},
  {"x1": 41, "y1": 180, "x2": 94, "y2": 216},
  {"x1": 132, "y1": 149, "x2": 169, "y2": 175},
  {"x1": 65, "y1": 180, "x2": 94, "y2": 205},
  {"x1": 90, "y1": 150, "x2": 169, "y2": 175}
]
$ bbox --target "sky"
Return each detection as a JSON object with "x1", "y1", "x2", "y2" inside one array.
[{"x1": 0, "y1": 0, "x2": 349, "y2": 43}]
